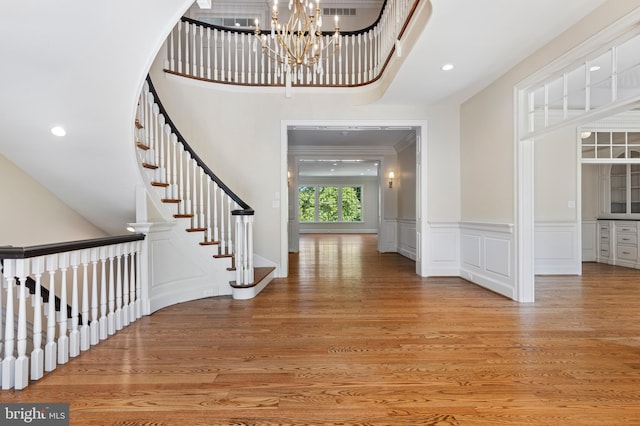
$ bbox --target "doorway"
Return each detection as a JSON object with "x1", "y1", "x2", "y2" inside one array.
[{"x1": 280, "y1": 120, "x2": 428, "y2": 278}]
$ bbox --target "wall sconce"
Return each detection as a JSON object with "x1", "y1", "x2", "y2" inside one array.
[
  {"x1": 388, "y1": 171, "x2": 395, "y2": 188},
  {"x1": 287, "y1": 171, "x2": 291, "y2": 187}
]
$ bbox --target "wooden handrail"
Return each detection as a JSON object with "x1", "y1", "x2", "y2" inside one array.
[
  {"x1": 145, "y1": 76, "x2": 253, "y2": 213},
  {"x1": 0, "y1": 234, "x2": 145, "y2": 260}
]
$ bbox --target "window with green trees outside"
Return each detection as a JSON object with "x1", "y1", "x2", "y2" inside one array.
[{"x1": 298, "y1": 185, "x2": 362, "y2": 222}]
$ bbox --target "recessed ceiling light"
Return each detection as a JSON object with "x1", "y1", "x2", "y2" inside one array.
[
  {"x1": 441, "y1": 63, "x2": 454, "y2": 71},
  {"x1": 589, "y1": 65, "x2": 601, "y2": 72},
  {"x1": 51, "y1": 126, "x2": 66, "y2": 137}
]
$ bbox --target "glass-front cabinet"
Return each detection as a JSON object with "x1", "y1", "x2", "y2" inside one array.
[{"x1": 609, "y1": 151, "x2": 640, "y2": 214}]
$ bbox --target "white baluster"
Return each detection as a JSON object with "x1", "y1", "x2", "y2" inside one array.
[
  {"x1": 185, "y1": 22, "x2": 190, "y2": 75},
  {"x1": 0, "y1": 263, "x2": 4, "y2": 381},
  {"x1": 179, "y1": 148, "x2": 185, "y2": 215},
  {"x1": 57, "y1": 252, "x2": 69, "y2": 365},
  {"x1": 2, "y1": 259, "x2": 15, "y2": 389},
  {"x1": 227, "y1": 30, "x2": 232, "y2": 82},
  {"x1": 178, "y1": 20, "x2": 183, "y2": 73},
  {"x1": 184, "y1": 152, "x2": 192, "y2": 215},
  {"x1": 80, "y1": 249, "x2": 90, "y2": 351},
  {"x1": 14, "y1": 259, "x2": 29, "y2": 389},
  {"x1": 219, "y1": 192, "x2": 226, "y2": 254},
  {"x1": 170, "y1": 25, "x2": 175, "y2": 71},
  {"x1": 220, "y1": 31, "x2": 225, "y2": 81},
  {"x1": 192, "y1": 23, "x2": 197, "y2": 77},
  {"x1": 191, "y1": 160, "x2": 198, "y2": 225},
  {"x1": 234, "y1": 31, "x2": 239, "y2": 83},
  {"x1": 207, "y1": 27, "x2": 211, "y2": 80},
  {"x1": 129, "y1": 247, "x2": 137, "y2": 323},
  {"x1": 44, "y1": 254, "x2": 57, "y2": 372},
  {"x1": 69, "y1": 252, "x2": 80, "y2": 358},
  {"x1": 115, "y1": 244, "x2": 123, "y2": 331},
  {"x1": 206, "y1": 178, "x2": 212, "y2": 242},
  {"x1": 30, "y1": 257, "x2": 44, "y2": 381},
  {"x1": 351, "y1": 35, "x2": 356, "y2": 85},
  {"x1": 213, "y1": 182, "x2": 219, "y2": 242},
  {"x1": 90, "y1": 248, "x2": 100, "y2": 346},
  {"x1": 157, "y1": 115, "x2": 166, "y2": 183},
  {"x1": 170, "y1": 134, "x2": 179, "y2": 200},
  {"x1": 240, "y1": 32, "x2": 245, "y2": 84},
  {"x1": 107, "y1": 245, "x2": 115, "y2": 336},
  {"x1": 135, "y1": 242, "x2": 143, "y2": 319},
  {"x1": 99, "y1": 247, "x2": 108, "y2": 340},
  {"x1": 199, "y1": 167, "x2": 205, "y2": 230},
  {"x1": 214, "y1": 29, "x2": 219, "y2": 80},
  {"x1": 227, "y1": 197, "x2": 233, "y2": 255},
  {"x1": 122, "y1": 245, "x2": 130, "y2": 327},
  {"x1": 199, "y1": 24, "x2": 204, "y2": 78}
]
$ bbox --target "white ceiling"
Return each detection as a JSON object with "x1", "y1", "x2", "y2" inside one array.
[{"x1": 0, "y1": 0, "x2": 618, "y2": 234}]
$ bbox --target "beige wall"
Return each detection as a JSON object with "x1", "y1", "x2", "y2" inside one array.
[
  {"x1": 0, "y1": 154, "x2": 107, "y2": 246},
  {"x1": 397, "y1": 140, "x2": 416, "y2": 220},
  {"x1": 460, "y1": 0, "x2": 640, "y2": 224}
]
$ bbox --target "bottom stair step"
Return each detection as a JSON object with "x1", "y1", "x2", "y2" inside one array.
[{"x1": 229, "y1": 267, "x2": 275, "y2": 300}]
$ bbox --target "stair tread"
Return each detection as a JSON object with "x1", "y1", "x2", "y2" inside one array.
[
  {"x1": 186, "y1": 228, "x2": 207, "y2": 232},
  {"x1": 142, "y1": 162, "x2": 158, "y2": 170},
  {"x1": 151, "y1": 182, "x2": 169, "y2": 187},
  {"x1": 230, "y1": 267, "x2": 275, "y2": 288},
  {"x1": 214, "y1": 254, "x2": 233, "y2": 259},
  {"x1": 161, "y1": 198, "x2": 181, "y2": 203},
  {"x1": 135, "y1": 119, "x2": 144, "y2": 129},
  {"x1": 200, "y1": 241, "x2": 220, "y2": 246},
  {"x1": 136, "y1": 141, "x2": 150, "y2": 150}
]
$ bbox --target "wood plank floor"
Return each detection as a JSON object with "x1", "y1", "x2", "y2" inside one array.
[{"x1": 4, "y1": 234, "x2": 640, "y2": 425}]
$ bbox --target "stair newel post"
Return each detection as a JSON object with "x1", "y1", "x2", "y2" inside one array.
[
  {"x1": 198, "y1": 167, "x2": 205, "y2": 230},
  {"x1": 247, "y1": 215, "x2": 254, "y2": 284},
  {"x1": 98, "y1": 247, "x2": 108, "y2": 340},
  {"x1": 234, "y1": 214, "x2": 244, "y2": 285},
  {"x1": 90, "y1": 248, "x2": 100, "y2": 346},
  {"x1": 114, "y1": 244, "x2": 123, "y2": 332},
  {"x1": 30, "y1": 257, "x2": 44, "y2": 381},
  {"x1": 0, "y1": 262, "x2": 4, "y2": 378},
  {"x1": 1, "y1": 259, "x2": 16, "y2": 389},
  {"x1": 44, "y1": 254, "x2": 57, "y2": 372},
  {"x1": 57, "y1": 252, "x2": 69, "y2": 365},
  {"x1": 80, "y1": 249, "x2": 90, "y2": 351},
  {"x1": 107, "y1": 245, "x2": 115, "y2": 336},
  {"x1": 122, "y1": 244, "x2": 130, "y2": 328},
  {"x1": 69, "y1": 251, "x2": 80, "y2": 358},
  {"x1": 14, "y1": 259, "x2": 30, "y2": 389},
  {"x1": 227, "y1": 198, "x2": 233, "y2": 256}
]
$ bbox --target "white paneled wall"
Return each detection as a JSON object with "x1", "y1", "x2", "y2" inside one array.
[{"x1": 534, "y1": 221, "x2": 581, "y2": 275}]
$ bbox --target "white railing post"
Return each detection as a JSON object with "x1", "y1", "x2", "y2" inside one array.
[
  {"x1": 57, "y1": 252, "x2": 69, "y2": 365},
  {"x1": 99, "y1": 247, "x2": 108, "y2": 340},
  {"x1": 115, "y1": 244, "x2": 123, "y2": 331},
  {"x1": 69, "y1": 251, "x2": 80, "y2": 358},
  {"x1": 80, "y1": 249, "x2": 90, "y2": 351},
  {"x1": 235, "y1": 215, "x2": 244, "y2": 285},
  {"x1": 44, "y1": 254, "x2": 57, "y2": 372},
  {"x1": 107, "y1": 246, "x2": 116, "y2": 336},
  {"x1": 90, "y1": 248, "x2": 100, "y2": 346},
  {"x1": 14, "y1": 259, "x2": 29, "y2": 390},
  {"x1": 2, "y1": 259, "x2": 15, "y2": 390},
  {"x1": 122, "y1": 245, "x2": 130, "y2": 328},
  {"x1": 30, "y1": 257, "x2": 44, "y2": 381}
]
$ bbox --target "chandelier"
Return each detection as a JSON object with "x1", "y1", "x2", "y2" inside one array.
[{"x1": 254, "y1": 0, "x2": 340, "y2": 79}]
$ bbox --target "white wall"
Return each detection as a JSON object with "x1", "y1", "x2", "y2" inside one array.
[
  {"x1": 397, "y1": 139, "x2": 416, "y2": 220},
  {"x1": 0, "y1": 154, "x2": 107, "y2": 246}
]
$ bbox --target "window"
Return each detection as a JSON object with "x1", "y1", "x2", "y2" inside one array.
[{"x1": 298, "y1": 185, "x2": 362, "y2": 223}]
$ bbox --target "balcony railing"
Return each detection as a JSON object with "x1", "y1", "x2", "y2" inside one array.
[{"x1": 163, "y1": 0, "x2": 420, "y2": 87}]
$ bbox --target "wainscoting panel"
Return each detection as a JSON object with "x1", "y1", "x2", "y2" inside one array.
[
  {"x1": 460, "y1": 222, "x2": 515, "y2": 300},
  {"x1": 397, "y1": 219, "x2": 417, "y2": 260},
  {"x1": 427, "y1": 222, "x2": 460, "y2": 276},
  {"x1": 582, "y1": 220, "x2": 597, "y2": 262},
  {"x1": 534, "y1": 221, "x2": 580, "y2": 275}
]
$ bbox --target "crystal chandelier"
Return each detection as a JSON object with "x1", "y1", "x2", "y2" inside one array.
[{"x1": 254, "y1": 0, "x2": 340, "y2": 79}]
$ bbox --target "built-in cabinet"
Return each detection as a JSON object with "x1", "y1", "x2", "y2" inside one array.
[{"x1": 597, "y1": 220, "x2": 640, "y2": 268}]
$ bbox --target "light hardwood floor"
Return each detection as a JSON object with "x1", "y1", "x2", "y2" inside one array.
[{"x1": 4, "y1": 234, "x2": 640, "y2": 425}]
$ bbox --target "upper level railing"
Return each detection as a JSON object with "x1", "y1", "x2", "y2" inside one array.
[
  {"x1": 163, "y1": 0, "x2": 420, "y2": 87},
  {"x1": 1, "y1": 234, "x2": 145, "y2": 390}
]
